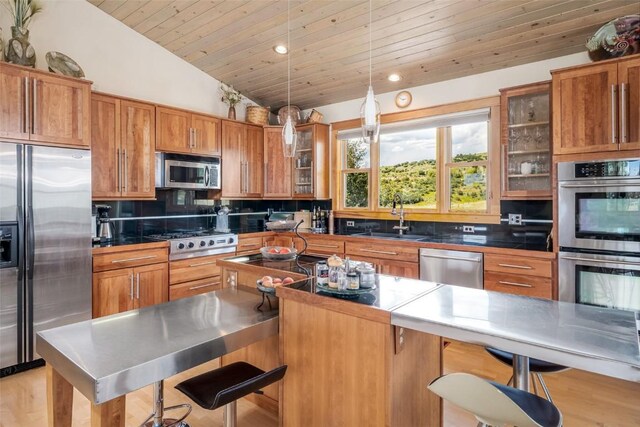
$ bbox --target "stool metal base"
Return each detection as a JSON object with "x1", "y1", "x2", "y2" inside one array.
[
  {"x1": 223, "y1": 401, "x2": 237, "y2": 427},
  {"x1": 141, "y1": 380, "x2": 192, "y2": 427}
]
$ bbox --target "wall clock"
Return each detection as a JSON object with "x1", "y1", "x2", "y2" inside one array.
[{"x1": 395, "y1": 91, "x2": 412, "y2": 108}]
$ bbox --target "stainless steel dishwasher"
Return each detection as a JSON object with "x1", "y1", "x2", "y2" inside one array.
[{"x1": 419, "y1": 248, "x2": 483, "y2": 288}]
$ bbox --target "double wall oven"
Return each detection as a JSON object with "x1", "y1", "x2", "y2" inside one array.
[{"x1": 558, "y1": 159, "x2": 640, "y2": 312}]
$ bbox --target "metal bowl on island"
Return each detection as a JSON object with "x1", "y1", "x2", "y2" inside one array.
[{"x1": 260, "y1": 246, "x2": 297, "y2": 260}]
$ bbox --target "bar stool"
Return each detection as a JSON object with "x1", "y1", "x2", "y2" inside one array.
[
  {"x1": 175, "y1": 362, "x2": 287, "y2": 427},
  {"x1": 140, "y1": 380, "x2": 192, "y2": 427},
  {"x1": 485, "y1": 347, "x2": 569, "y2": 402},
  {"x1": 428, "y1": 373, "x2": 563, "y2": 427}
]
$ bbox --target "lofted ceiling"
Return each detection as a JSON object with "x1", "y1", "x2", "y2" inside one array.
[{"x1": 88, "y1": 0, "x2": 638, "y2": 110}]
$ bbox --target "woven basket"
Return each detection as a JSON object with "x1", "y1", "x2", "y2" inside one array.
[{"x1": 246, "y1": 105, "x2": 270, "y2": 125}]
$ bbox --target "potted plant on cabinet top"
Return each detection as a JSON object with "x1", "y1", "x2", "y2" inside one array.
[
  {"x1": 220, "y1": 82, "x2": 243, "y2": 120},
  {"x1": 3, "y1": 0, "x2": 42, "y2": 68}
]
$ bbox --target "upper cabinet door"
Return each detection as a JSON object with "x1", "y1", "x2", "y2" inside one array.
[
  {"x1": 552, "y1": 63, "x2": 619, "y2": 155},
  {"x1": 121, "y1": 100, "x2": 155, "y2": 199},
  {"x1": 618, "y1": 56, "x2": 640, "y2": 151},
  {"x1": 156, "y1": 106, "x2": 190, "y2": 153},
  {"x1": 191, "y1": 114, "x2": 221, "y2": 156},
  {"x1": 221, "y1": 120, "x2": 244, "y2": 198},
  {"x1": 91, "y1": 94, "x2": 121, "y2": 199},
  {"x1": 244, "y1": 125, "x2": 263, "y2": 197},
  {"x1": 263, "y1": 127, "x2": 292, "y2": 198},
  {"x1": 0, "y1": 64, "x2": 29, "y2": 140},
  {"x1": 30, "y1": 73, "x2": 91, "y2": 147}
]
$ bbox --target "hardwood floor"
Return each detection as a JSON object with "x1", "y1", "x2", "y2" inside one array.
[{"x1": 1, "y1": 341, "x2": 638, "y2": 426}]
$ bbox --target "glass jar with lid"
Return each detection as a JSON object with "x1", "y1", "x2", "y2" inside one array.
[{"x1": 357, "y1": 263, "x2": 376, "y2": 289}]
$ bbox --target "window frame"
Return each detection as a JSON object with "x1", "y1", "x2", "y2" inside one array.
[{"x1": 331, "y1": 96, "x2": 501, "y2": 223}]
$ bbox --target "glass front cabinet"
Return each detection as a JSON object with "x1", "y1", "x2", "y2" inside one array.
[
  {"x1": 292, "y1": 123, "x2": 330, "y2": 199},
  {"x1": 500, "y1": 82, "x2": 552, "y2": 199}
]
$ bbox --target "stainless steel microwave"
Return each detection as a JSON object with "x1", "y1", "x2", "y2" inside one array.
[{"x1": 155, "y1": 153, "x2": 221, "y2": 190}]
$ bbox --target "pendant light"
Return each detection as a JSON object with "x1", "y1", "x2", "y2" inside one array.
[
  {"x1": 360, "y1": 0, "x2": 380, "y2": 144},
  {"x1": 282, "y1": 0, "x2": 297, "y2": 157}
]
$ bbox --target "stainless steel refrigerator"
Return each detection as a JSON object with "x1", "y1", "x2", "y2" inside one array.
[{"x1": 0, "y1": 142, "x2": 92, "y2": 374}]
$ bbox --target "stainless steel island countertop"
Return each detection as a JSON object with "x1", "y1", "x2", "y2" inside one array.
[
  {"x1": 36, "y1": 288, "x2": 278, "y2": 404},
  {"x1": 392, "y1": 285, "x2": 640, "y2": 383}
]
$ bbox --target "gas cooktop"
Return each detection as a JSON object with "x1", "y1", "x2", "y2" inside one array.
[{"x1": 146, "y1": 231, "x2": 238, "y2": 260}]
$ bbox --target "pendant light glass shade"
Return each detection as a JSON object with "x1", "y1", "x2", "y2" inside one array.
[
  {"x1": 282, "y1": 115, "x2": 297, "y2": 157},
  {"x1": 360, "y1": 0, "x2": 380, "y2": 144},
  {"x1": 360, "y1": 85, "x2": 380, "y2": 144},
  {"x1": 282, "y1": 0, "x2": 296, "y2": 157}
]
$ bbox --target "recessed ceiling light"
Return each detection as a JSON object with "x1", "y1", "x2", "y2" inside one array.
[
  {"x1": 274, "y1": 45, "x2": 288, "y2": 54},
  {"x1": 388, "y1": 73, "x2": 402, "y2": 82}
]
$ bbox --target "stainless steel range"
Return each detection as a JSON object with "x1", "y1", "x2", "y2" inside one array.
[{"x1": 147, "y1": 231, "x2": 238, "y2": 260}]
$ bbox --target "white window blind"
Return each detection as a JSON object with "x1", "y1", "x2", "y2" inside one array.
[{"x1": 336, "y1": 108, "x2": 490, "y2": 140}]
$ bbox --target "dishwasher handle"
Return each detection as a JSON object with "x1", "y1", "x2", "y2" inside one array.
[{"x1": 420, "y1": 253, "x2": 482, "y2": 263}]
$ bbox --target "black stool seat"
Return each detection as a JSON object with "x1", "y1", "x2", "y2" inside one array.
[
  {"x1": 175, "y1": 362, "x2": 287, "y2": 411},
  {"x1": 490, "y1": 380, "x2": 562, "y2": 427},
  {"x1": 486, "y1": 347, "x2": 567, "y2": 373}
]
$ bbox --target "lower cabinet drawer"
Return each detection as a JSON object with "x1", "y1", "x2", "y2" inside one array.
[
  {"x1": 305, "y1": 239, "x2": 345, "y2": 255},
  {"x1": 484, "y1": 271, "x2": 552, "y2": 299},
  {"x1": 484, "y1": 253, "x2": 552, "y2": 278},
  {"x1": 345, "y1": 241, "x2": 418, "y2": 263},
  {"x1": 170, "y1": 254, "x2": 224, "y2": 285},
  {"x1": 93, "y1": 248, "x2": 168, "y2": 272},
  {"x1": 237, "y1": 237, "x2": 263, "y2": 254},
  {"x1": 170, "y1": 277, "x2": 222, "y2": 301}
]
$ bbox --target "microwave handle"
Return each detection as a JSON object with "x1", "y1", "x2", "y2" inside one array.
[{"x1": 204, "y1": 166, "x2": 210, "y2": 187}]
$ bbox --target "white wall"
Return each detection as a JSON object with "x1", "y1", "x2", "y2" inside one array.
[
  {"x1": 310, "y1": 52, "x2": 592, "y2": 124},
  {"x1": 1, "y1": 0, "x2": 254, "y2": 120}
]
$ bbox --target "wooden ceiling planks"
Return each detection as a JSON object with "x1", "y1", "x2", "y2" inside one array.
[{"x1": 88, "y1": 0, "x2": 639, "y2": 109}]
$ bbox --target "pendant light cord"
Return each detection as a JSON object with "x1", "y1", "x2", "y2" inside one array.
[
  {"x1": 287, "y1": 0, "x2": 291, "y2": 109},
  {"x1": 368, "y1": 0, "x2": 372, "y2": 87}
]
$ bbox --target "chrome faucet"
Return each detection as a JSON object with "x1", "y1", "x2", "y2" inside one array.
[{"x1": 391, "y1": 193, "x2": 409, "y2": 236}]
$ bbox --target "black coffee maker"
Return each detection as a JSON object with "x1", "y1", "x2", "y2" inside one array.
[{"x1": 96, "y1": 205, "x2": 114, "y2": 241}]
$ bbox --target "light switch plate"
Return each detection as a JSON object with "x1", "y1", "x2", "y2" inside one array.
[
  {"x1": 346, "y1": 221, "x2": 355, "y2": 227},
  {"x1": 463, "y1": 225, "x2": 475, "y2": 233}
]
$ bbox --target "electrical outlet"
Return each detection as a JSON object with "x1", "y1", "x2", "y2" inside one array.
[
  {"x1": 463, "y1": 225, "x2": 475, "y2": 233},
  {"x1": 508, "y1": 214, "x2": 523, "y2": 225},
  {"x1": 346, "y1": 221, "x2": 355, "y2": 227}
]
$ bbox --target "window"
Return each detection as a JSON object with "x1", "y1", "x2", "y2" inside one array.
[{"x1": 335, "y1": 98, "x2": 499, "y2": 220}]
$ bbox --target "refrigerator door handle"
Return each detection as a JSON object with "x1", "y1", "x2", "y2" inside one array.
[
  {"x1": 16, "y1": 145, "x2": 25, "y2": 282},
  {"x1": 26, "y1": 146, "x2": 35, "y2": 280}
]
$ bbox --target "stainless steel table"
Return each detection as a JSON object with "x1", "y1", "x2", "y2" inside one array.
[
  {"x1": 392, "y1": 285, "x2": 640, "y2": 389},
  {"x1": 36, "y1": 288, "x2": 278, "y2": 427}
]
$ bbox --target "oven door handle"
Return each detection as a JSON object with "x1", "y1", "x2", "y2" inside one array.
[
  {"x1": 559, "y1": 183, "x2": 640, "y2": 189},
  {"x1": 560, "y1": 255, "x2": 640, "y2": 266}
]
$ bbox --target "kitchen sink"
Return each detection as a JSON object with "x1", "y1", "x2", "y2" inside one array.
[{"x1": 352, "y1": 231, "x2": 428, "y2": 241}]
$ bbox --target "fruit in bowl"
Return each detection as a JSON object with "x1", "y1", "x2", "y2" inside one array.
[
  {"x1": 259, "y1": 276, "x2": 295, "y2": 288},
  {"x1": 260, "y1": 246, "x2": 297, "y2": 259}
]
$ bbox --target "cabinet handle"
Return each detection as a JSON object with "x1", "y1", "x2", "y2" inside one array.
[
  {"x1": 32, "y1": 78, "x2": 37, "y2": 134},
  {"x1": 23, "y1": 76, "x2": 29, "y2": 133},
  {"x1": 189, "y1": 128, "x2": 193, "y2": 148},
  {"x1": 116, "y1": 148, "x2": 121, "y2": 192},
  {"x1": 245, "y1": 162, "x2": 250, "y2": 193},
  {"x1": 310, "y1": 243, "x2": 340, "y2": 248},
  {"x1": 360, "y1": 248, "x2": 398, "y2": 256},
  {"x1": 130, "y1": 274, "x2": 134, "y2": 300},
  {"x1": 194, "y1": 128, "x2": 198, "y2": 148},
  {"x1": 240, "y1": 161, "x2": 244, "y2": 193},
  {"x1": 188, "y1": 283, "x2": 217, "y2": 291},
  {"x1": 122, "y1": 149, "x2": 128, "y2": 192},
  {"x1": 264, "y1": 162, "x2": 268, "y2": 193},
  {"x1": 111, "y1": 255, "x2": 157, "y2": 263},
  {"x1": 498, "y1": 280, "x2": 532, "y2": 288},
  {"x1": 309, "y1": 160, "x2": 314, "y2": 193},
  {"x1": 189, "y1": 260, "x2": 217, "y2": 267},
  {"x1": 620, "y1": 82, "x2": 628, "y2": 144},
  {"x1": 136, "y1": 273, "x2": 140, "y2": 299},
  {"x1": 497, "y1": 263, "x2": 532, "y2": 270},
  {"x1": 611, "y1": 84, "x2": 618, "y2": 144}
]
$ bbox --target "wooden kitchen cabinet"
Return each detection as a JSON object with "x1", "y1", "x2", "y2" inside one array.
[
  {"x1": 0, "y1": 62, "x2": 91, "y2": 147},
  {"x1": 263, "y1": 126, "x2": 292, "y2": 198},
  {"x1": 262, "y1": 124, "x2": 329, "y2": 199},
  {"x1": 91, "y1": 93, "x2": 155, "y2": 199},
  {"x1": 552, "y1": 55, "x2": 640, "y2": 156},
  {"x1": 92, "y1": 244, "x2": 169, "y2": 317},
  {"x1": 483, "y1": 252, "x2": 553, "y2": 299},
  {"x1": 236, "y1": 235, "x2": 263, "y2": 255},
  {"x1": 292, "y1": 123, "x2": 330, "y2": 199},
  {"x1": 348, "y1": 255, "x2": 419, "y2": 279},
  {"x1": 221, "y1": 120, "x2": 263, "y2": 198},
  {"x1": 263, "y1": 235, "x2": 294, "y2": 248},
  {"x1": 500, "y1": 82, "x2": 551, "y2": 199},
  {"x1": 169, "y1": 253, "x2": 226, "y2": 301},
  {"x1": 92, "y1": 262, "x2": 168, "y2": 317},
  {"x1": 156, "y1": 106, "x2": 221, "y2": 156}
]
